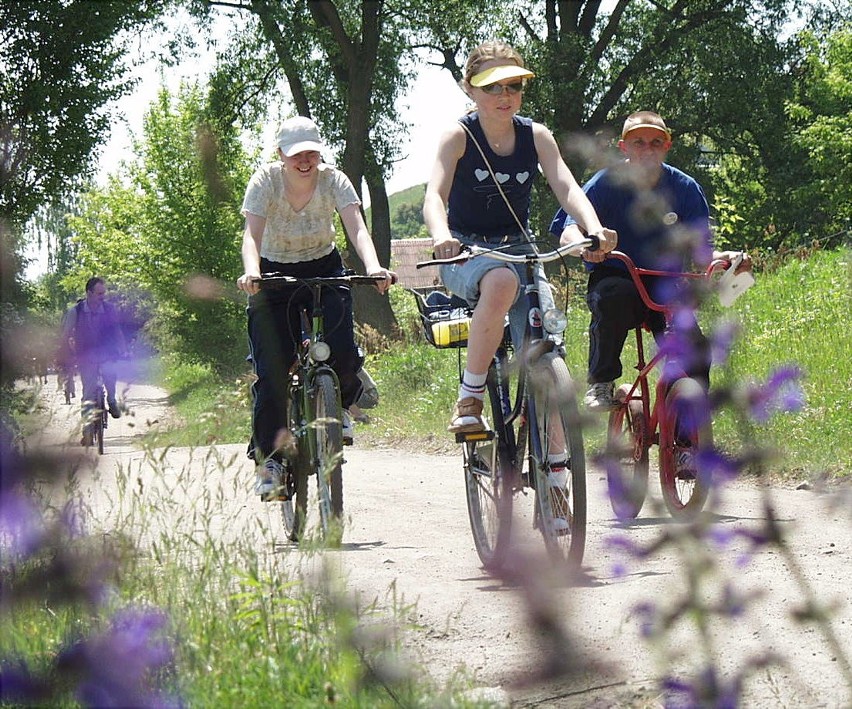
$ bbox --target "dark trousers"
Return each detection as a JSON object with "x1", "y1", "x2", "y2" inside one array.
[
  {"x1": 586, "y1": 271, "x2": 710, "y2": 388},
  {"x1": 247, "y1": 250, "x2": 363, "y2": 462}
]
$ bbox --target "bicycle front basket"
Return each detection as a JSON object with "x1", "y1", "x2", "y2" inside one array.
[{"x1": 410, "y1": 289, "x2": 472, "y2": 349}]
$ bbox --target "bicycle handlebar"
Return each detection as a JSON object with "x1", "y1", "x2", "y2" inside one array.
[
  {"x1": 605, "y1": 250, "x2": 730, "y2": 313},
  {"x1": 253, "y1": 273, "x2": 391, "y2": 289},
  {"x1": 416, "y1": 236, "x2": 599, "y2": 269}
]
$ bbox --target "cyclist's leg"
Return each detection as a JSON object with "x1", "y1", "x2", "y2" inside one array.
[
  {"x1": 78, "y1": 359, "x2": 99, "y2": 417},
  {"x1": 99, "y1": 359, "x2": 120, "y2": 416},
  {"x1": 586, "y1": 272, "x2": 647, "y2": 384},
  {"x1": 247, "y1": 291, "x2": 299, "y2": 461},
  {"x1": 442, "y1": 261, "x2": 518, "y2": 430}
]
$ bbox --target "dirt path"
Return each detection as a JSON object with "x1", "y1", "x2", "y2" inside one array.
[{"x1": 28, "y1": 377, "x2": 852, "y2": 707}]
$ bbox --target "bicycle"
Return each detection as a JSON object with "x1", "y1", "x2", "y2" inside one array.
[
  {"x1": 603, "y1": 250, "x2": 730, "y2": 520},
  {"x1": 255, "y1": 272, "x2": 387, "y2": 544},
  {"x1": 82, "y1": 371, "x2": 109, "y2": 456},
  {"x1": 416, "y1": 236, "x2": 598, "y2": 570}
]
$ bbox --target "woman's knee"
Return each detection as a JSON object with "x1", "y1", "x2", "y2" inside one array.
[{"x1": 478, "y1": 268, "x2": 518, "y2": 308}]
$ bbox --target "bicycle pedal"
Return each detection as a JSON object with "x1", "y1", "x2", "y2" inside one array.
[
  {"x1": 260, "y1": 491, "x2": 290, "y2": 502},
  {"x1": 455, "y1": 430, "x2": 494, "y2": 444}
]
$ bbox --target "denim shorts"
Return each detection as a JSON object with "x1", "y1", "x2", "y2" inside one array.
[{"x1": 439, "y1": 232, "x2": 558, "y2": 348}]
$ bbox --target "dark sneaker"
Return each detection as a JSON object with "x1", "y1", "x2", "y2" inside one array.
[
  {"x1": 107, "y1": 398, "x2": 121, "y2": 419},
  {"x1": 448, "y1": 397, "x2": 486, "y2": 434},
  {"x1": 584, "y1": 381, "x2": 616, "y2": 412},
  {"x1": 256, "y1": 458, "x2": 286, "y2": 501}
]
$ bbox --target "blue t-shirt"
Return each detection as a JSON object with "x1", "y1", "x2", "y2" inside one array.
[
  {"x1": 448, "y1": 113, "x2": 539, "y2": 239},
  {"x1": 549, "y1": 162, "x2": 712, "y2": 272}
]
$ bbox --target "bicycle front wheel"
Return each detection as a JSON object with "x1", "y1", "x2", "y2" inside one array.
[
  {"x1": 94, "y1": 388, "x2": 105, "y2": 455},
  {"x1": 311, "y1": 372, "x2": 344, "y2": 541},
  {"x1": 463, "y1": 379, "x2": 514, "y2": 570},
  {"x1": 606, "y1": 384, "x2": 649, "y2": 520},
  {"x1": 529, "y1": 353, "x2": 586, "y2": 567},
  {"x1": 659, "y1": 377, "x2": 712, "y2": 518}
]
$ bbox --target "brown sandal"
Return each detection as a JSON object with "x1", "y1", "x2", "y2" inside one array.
[{"x1": 448, "y1": 397, "x2": 486, "y2": 433}]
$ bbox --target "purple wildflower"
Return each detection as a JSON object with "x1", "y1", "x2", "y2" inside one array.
[
  {"x1": 746, "y1": 365, "x2": 805, "y2": 423},
  {"x1": 633, "y1": 601, "x2": 658, "y2": 639},
  {"x1": 60, "y1": 499, "x2": 88, "y2": 540},
  {"x1": 663, "y1": 666, "x2": 740, "y2": 709},
  {"x1": 57, "y1": 608, "x2": 180, "y2": 709},
  {"x1": 0, "y1": 659, "x2": 51, "y2": 704},
  {"x1": 710, "y1": 320, "x2": 740, "y2": 366},
  {"x1": 0, "y1": 491, "x2": 45, "y2": 561},
  {"x1": 696, "y1": 449, "x2": 741, "y2": 485},
  {"x1": 605, "y1": 532, "x2": 647, "y2": 559}
]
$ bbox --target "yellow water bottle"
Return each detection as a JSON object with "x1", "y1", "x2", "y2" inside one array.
[{"x1": 432, "y1": 317, "x2": 470, "y2": 346}]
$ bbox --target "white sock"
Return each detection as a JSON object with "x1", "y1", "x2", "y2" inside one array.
[
  {"x1": 458, "y1": 370, "x2": 487, "y2": 401},
  {"x1": 547, "y1": 453, "x2": 568, "y2": 487}
]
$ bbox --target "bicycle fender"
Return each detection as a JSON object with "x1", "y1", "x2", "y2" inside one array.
[{"x1": 523, "y1": 338, "x2": 556, "y2": 367}]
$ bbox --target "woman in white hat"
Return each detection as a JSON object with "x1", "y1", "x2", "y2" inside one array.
[{"x1": 237, "y1": 115, "x2": 395, "y2": 499}]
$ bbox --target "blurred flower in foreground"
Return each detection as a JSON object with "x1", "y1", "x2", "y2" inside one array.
[
  {"x1": 0, "y1": 422, "x2": 182, "y2": 708},
  {"x1": 745, "y1": 365, "x2": 805, "y2": 423},
  {"x1": 58, "y1": 609, "x2": 180, "y2": 709}
]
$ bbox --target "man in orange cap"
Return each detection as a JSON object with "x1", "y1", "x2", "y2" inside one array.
[{"x1": 551, "y1": 110, "x2": 752, "y2": 410}]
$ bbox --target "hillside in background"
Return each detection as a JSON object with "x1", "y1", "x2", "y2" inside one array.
[{"x1": 368, "y1": 184, "x2": 427, "y2": 239}]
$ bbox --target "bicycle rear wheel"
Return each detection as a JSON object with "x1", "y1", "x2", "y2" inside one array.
[
  {"x1": 659, "y1": 377, "x2": 712, "y2": 518},
  {"x1": 529, "y1": 353, "x2": 586, "y2": 567},
  {"x1": 281, "y1": 451, "x2": 308, "y2": 543},
  {"x1": 463, "y1": 379, "x2": 514, "y2": 570},
  {"x1": 606, "y1": 384, "x2": 649, "y2": 519}
]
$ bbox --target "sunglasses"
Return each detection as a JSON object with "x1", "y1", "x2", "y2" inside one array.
[{"x1": 479, "y1": 81, "x2": 525, "y2": 95}]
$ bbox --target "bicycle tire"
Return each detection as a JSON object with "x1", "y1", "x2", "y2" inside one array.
[
  {"x1": 529, "y1": 353, "x2": 586, "y2": 567},
  {"x1": 463, "y1": 379, "x2": 514, "y2": 571},
  {"x1": 93, "y1": 386, "x2": 105, "y2": 455},
  {"x1": 282, "y1": 389, "x2": 310, "y2": 543},
  {"x1": 606, "y1": 384, "x2": 650, "y2": 519},
  {"x1": 659, "y1": 377, "x2": 712, "y2": 518},
  {"x1": 312, "y1": 373, "x2": 344, "y2": 541}
]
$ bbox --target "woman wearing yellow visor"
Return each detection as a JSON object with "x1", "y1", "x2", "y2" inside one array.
[{"x1": 423, "y1": 40, "x2": 616, "y2": 434}]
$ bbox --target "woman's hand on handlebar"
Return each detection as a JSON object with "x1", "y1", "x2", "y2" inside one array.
[
  {"x1": 432, "y1": 235, "x2": 462, "y2": 260},
  {"x1": 368, "y1": 269, "x2": 397, "y2": 295},
  {"x1": 237, "y1": 272, "x2": 261, "y2": 296}
]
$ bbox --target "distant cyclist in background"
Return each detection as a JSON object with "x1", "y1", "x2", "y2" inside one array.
[{"x1": 61, "y1": 277, "x2": 127, "y2": 440}]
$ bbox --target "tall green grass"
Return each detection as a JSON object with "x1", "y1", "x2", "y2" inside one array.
[{"x1": 711, "y1": 248, "x2": 851, "y2": 476}]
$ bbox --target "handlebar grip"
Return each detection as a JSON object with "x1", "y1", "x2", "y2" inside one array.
[{"x1": 587, "y1": 233, "x2": 601, "y2": 252}]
